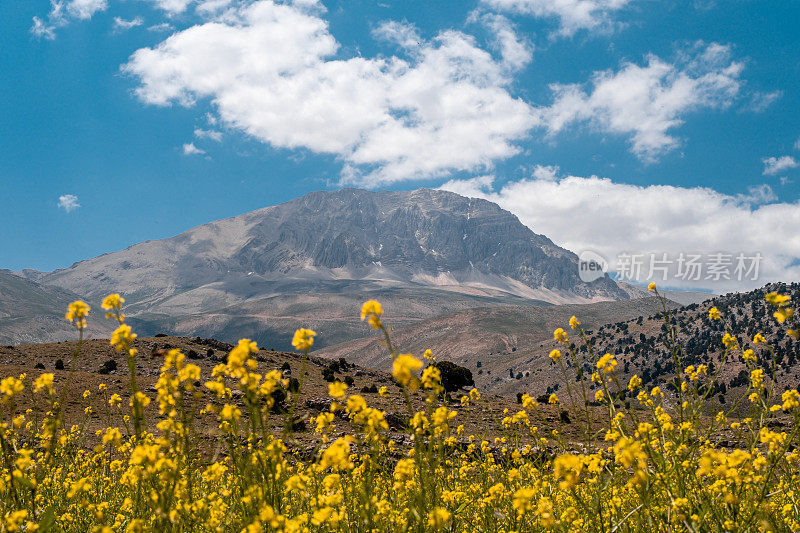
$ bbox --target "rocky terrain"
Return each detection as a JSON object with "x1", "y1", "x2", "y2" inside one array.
[
  {"x1": 317, "y1": 296, "x2": 677, "y2": 396},
  {"x1": 0, "y1": 336, "x2": 580, "y2": 446}
]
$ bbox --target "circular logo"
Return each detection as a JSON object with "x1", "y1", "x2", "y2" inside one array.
[{"x1": 578, "y1": 250, "x2": 608, "y2": 283}]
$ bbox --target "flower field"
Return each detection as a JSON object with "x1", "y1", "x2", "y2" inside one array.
[{"x1": 0, "y1": 286, "x2": 799, "y2": 532}]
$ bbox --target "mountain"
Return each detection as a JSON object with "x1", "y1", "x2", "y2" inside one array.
[
  {"x1": 27, "y1": 188, "x2": 629, "y2": 348},
  {"x1": 316, "y1": 297, "x2": 674, "y2": 396},
  {"x1": 0, "y1": 270, "x2": 113, "y2": 345}
]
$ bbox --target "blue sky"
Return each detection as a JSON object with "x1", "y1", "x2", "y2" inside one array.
[{"x1": 1, "y1": 0, "x2": 799, "y2": 290}]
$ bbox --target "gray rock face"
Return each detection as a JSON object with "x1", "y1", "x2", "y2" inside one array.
[{"x1": 21, "y1": 188, "x2": 628, "y2": 347}]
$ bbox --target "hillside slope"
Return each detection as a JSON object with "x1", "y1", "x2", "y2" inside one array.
[
  {"x1": 0, "y1": 270, "x2": 113, "y2": 344},
  {"x1": 317, "y1": 297, "x2": 674, "y2": 395}
]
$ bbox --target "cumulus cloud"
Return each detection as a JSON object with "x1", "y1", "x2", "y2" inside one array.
[
  {"x1": 763, "y1": 156, "x2": 799, "y2": 176},
  {"x1": 113, "y1": 16, "x2": 144, "y2": 31},
  {"x1": 441, "y1": 171, "x2": 800, "y2": 291},
  {"x1": 182, "y1": 142, "x2": 205, "y2": 155},
  {"x1": 57, "y1": 194, "x2": 81, "y2": 213},
  {"x1": 123, "y1": 0, "x2": 538, "y2": 185},
  {"x1": 535, "y1": 43, "x2": 743, "y2": 161},
  {"x1": 481, "y1": 0, "x2": 633, "y2": 37}
]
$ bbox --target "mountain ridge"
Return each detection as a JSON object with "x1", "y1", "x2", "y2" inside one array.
[{"x1": 6, "y1": 188, "x2": 629, "y2": 347}]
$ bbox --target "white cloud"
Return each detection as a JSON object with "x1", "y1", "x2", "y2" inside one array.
[
  {"x1": 66, "y1": 0, "x2": 108, "y2": 19},
  {"x1": 470, "y1": 12, "x2": 533, "y2": 71},
  {"x1": 746, "y1": 90, "x2": 782, "y2": 112},
  {"x1": 194, "y1": 128, "x2": 222, "y2": 141},
  {"x1": 441, "y1": 171, "x2": 800, "y2": 291},
  {"x1": 124, "y1": 0, "x2": 538, "y2": 185},
  {"x1": 147, "y1": 22, "x2": 174, "y2": 32},
  {"x1": 536, "y1": 43, "x2": 743, "y2": 161},
  {"x1": 57, "y1": 194, "x2": 81, "y2": 213},
  {"x1": 30, "y1": 16, "x2": 57, "y2": 40},
  {"x1": 145, "y1": 0, "x2": 194, "y2": 15},
  {"x1": 182, "y1": 142, "x2": 205, "y2": 155},
  {"x1": 113, "y1": 16, "x2": 144, "y2": 31},
  {"x1": 481, "y1": 0, "x2": 633, "y2": 36},
  {"x1": 31, "y1": 0, "x2": 108, "y2": 38},
  {"x1": 372, "y1": 20, "x2": 421, "y2": 49},
  {"x1": 763, "y1": 156, "x2": 799, "y2": 176}
]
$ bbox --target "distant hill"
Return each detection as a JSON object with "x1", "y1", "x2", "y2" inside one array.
[
  {"x1": 526, "y1": 283, "x2": 800, "y2": 404},
  {"x1": 0, "y1": 270, "x2": 113, "y2": 345},
  {"x1": 617, "y1": 282, "x2": 715, "y2": 306},
  {"x1": 17, "y1": 188, "x2": 629, "y2": 348}
]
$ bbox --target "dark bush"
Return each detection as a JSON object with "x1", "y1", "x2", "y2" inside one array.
[
  {"x1": 35, "y1": 362, "x2": 45, "y2": 369},
  {"x1": 187, "y1": 349, "x2": 201, "y2": 360},
  {"x1": 433, "y1": 361, "x2": 474, "y2": 392},
  {"x1": 154, "y1": 333, "x2": 168, "y2": 338},
  {"x1": 55, "y1": 359, "x2": 64, "y2": 370},
  {"x1": 344, "y1": 376, "x2": 354, "y2": 386},
  {"x1": 99, "y1": 359, "x2": 117, "y2": 375},
  {"x1": 361, "y1": 384, "x2": 379, "y2": 394}
]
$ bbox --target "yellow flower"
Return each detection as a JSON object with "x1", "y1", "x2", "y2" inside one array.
[
  {"x1": 553, "y1": 328, "x2": 568, "y2": 343},
  {"x1": 513, "y1": 487, "x2": 537, "y2": 514},
  {"x1": 548, "y1": 393, "x2": 559, "y2": 405},
  {"x1": 708, "y1": 307, "x2": 720, "y2": 320},
  {"x1": 549, "y1": 349, "x2": 561, "y2": 362},
  {"x1": 753, "y1": 333, "x2": 767, "y2": 344},
  {"x1": 427, "y1": 507, "x2": 451, "y2": 530},
  {"x1": 766, "y1": 292, "x2": 790, "y2": 306},
  {"x1": 393, "y1": 354, "x2": 422, "y2": 390},
  {"x1": 0, "y1": 377, "x2": 24, "y2": 402},
  {"x1": 569, "y1": 316, "x2": 580, "y2": 329},
  {"x1": 360, "y1": 300, "x2": 383, "y2": 329},
  {"x1": 291, "y1": 328, "x2": 316, "y2": 352},
  {"x1": 648, "y1": 282, "x2": 657, "y2": 292},
  {"x1": 110, "y1": 324, "x2": 137, "y2": 352},
  {"x1": 595, "y1": 389, "x2": 605, "y2": 402},
  {"x1": 33, "y1": 373, "x2": 54, "y2": 393},
  {"x1": 628, "y1": 375, "x2": 642, "y2": 391},
  {"x1": 774, "y1": 307, "x2": 794, "y2": 324},
  {"x1": 320, "y1": 437, "x2": 353, "y2": 470},
  {"x1": 101, "y1": 293, "x2": 125, "y2": 318},
  {"x1": 750, "y1": 369, "x2": 764, "y2": 389},
  {"x1": 596, "y1": 353, "x2": 617, "y2": 374},
  {"x1": 65, "y1": 300, "x2": 90, "y2": 329},
  {"x1": 220, "y1": 404, "x2": 241, "y2": 422},
  {"x1": 742, "y1": 349, "x2": 756, "y2": 363},
  {"x1": 329, "y1": 381, "x2": 347, "y2": 398},
  {"x1": 722, "y1": 332, "x2": 737, "y2": 349},
  {"x1": 553, "y1": 453, "x2": 583, "y2": 489}
]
